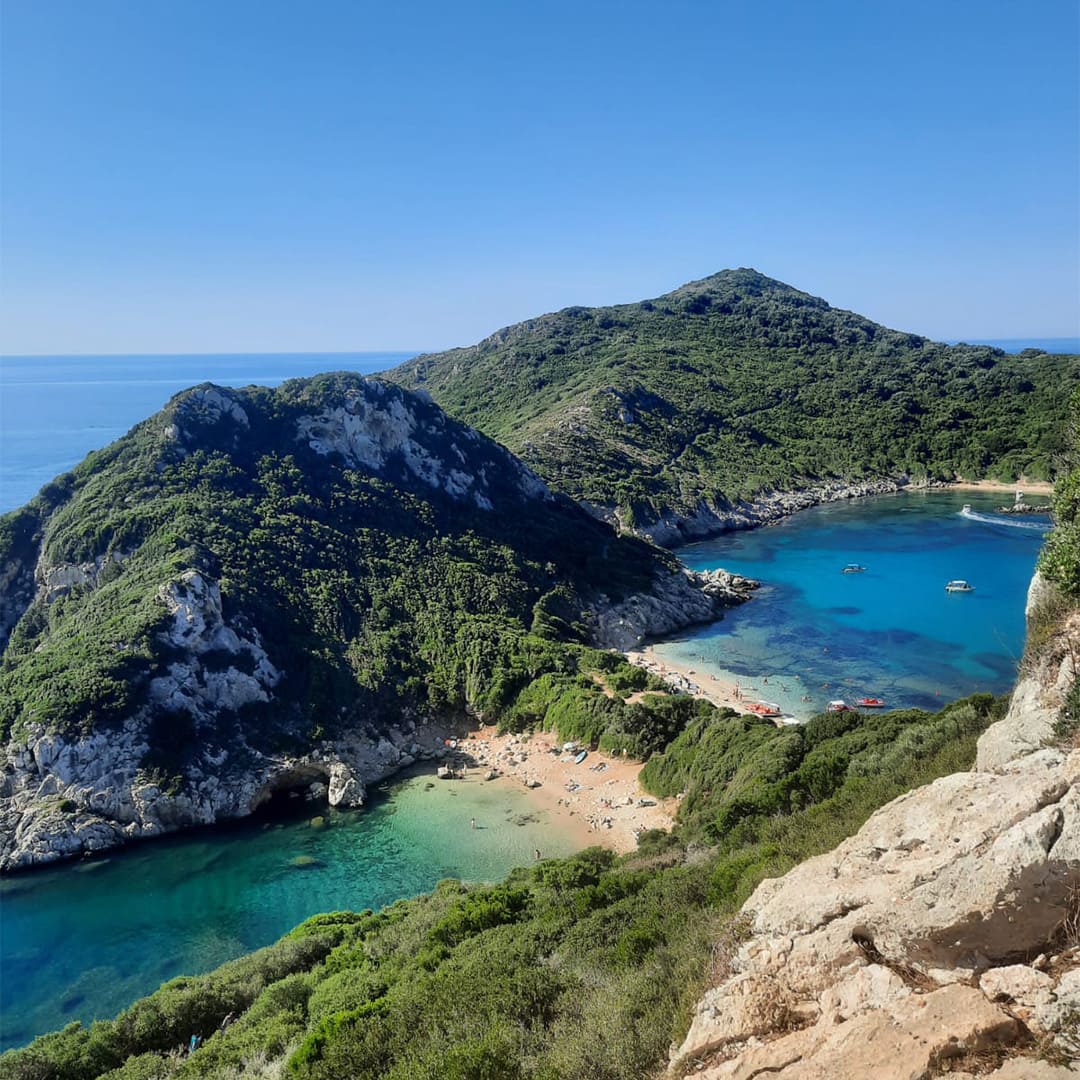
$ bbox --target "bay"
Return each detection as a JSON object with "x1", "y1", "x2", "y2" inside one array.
[
  {"x1": 0, "y1": 355, "x2": 1053, "y2": 1052},
  {"x1": 654, "y1": 491, "x2": 1047, "y2": 719}
]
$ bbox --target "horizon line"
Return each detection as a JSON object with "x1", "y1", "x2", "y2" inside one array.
[
  {"x1": 0, "y1": 348, "x2": 431, "y2": 361},
  {"x1": 3, "y1": 335, "x2": 1080, "y2": 361}
]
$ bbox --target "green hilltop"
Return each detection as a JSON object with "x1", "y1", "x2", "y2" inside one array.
[{"x1": 388, "y1": 269, "x2": 1079, "y2": 531}]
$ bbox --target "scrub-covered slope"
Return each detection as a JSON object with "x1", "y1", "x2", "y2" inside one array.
[
  {"x1": 0, "y1": 374, "x2": 734, "y2": 869},
  {"x1": 389, "y1": 269, "x2": 1078, "y2": 539}
]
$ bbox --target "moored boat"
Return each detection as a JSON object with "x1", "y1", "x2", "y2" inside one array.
[
  {"x1": 746, "y1": 701, "x2": 782, "y2": 717},
  {"x1": 826, "y1": 700, "x2": 851, "y2": 712},
  {"x1": 855, "y1": 696, "x2": 885, "y2": 708}
]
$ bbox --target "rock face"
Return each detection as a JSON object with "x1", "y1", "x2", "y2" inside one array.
[
  {"x1": 675, "y1": 580, "x2": 1080, "y2": 1078},
  {"x1": 676, "y1": 744, "x2": 1080, "y2": 1077},
  {"x1": 293, "y1": 380, "x2": 549, "y2": 511},
  {"x1": 0, "y1": 702, "x2": 450, "y2": 871},
  {"x1": 977, "y1": 572, "x2": 1078, "y2": 772}
]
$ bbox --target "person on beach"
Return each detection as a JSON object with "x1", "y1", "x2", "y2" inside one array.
[
  {"x1": 534, "y1": 848, "x2": 541, "y2": 860},
  {"x1": 470, "y1": 817, "x2": 476, "y2": 829}
]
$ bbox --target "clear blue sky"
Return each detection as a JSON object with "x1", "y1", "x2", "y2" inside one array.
[{"x1": 2, "y1": 0, "x2": 1077, "y2": 354}]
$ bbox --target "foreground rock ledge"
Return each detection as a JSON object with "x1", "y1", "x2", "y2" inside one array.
[{"x1": 675, "y1": 745, "x2": 1080, "y2": 1078}]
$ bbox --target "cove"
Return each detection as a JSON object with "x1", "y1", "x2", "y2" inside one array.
[
  {"x1": 0, "y1": 769, "x2": 583, "y2": 1052},
  {"x1": 654, "y1": 490, "x2": 1047, "y2": 719}
]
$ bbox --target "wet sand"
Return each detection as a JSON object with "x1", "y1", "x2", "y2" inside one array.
[{"x1": 443, "y1": 727, "x2": 678, "y2": 854}]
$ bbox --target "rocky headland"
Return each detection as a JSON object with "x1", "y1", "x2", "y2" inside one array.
[{"x1": 0, "y1": 375, "x2": 749, "y2": 872}]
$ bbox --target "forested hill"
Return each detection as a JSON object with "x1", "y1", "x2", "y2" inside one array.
[
  {"x1": 388, "y1": 269, "x2": 1079, "y2": 530},
  {"x1": 0, "y1": 373, "x2": 724, "y2": 867}
]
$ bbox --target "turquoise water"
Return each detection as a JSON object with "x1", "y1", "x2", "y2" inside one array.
[
  {"x1": 654, "y1": 491, "x2": 1048, "y2": 719},
  {"x1": 0, "y1": 771, "x2": 581, "y2": 1051},
  {"x1": 0, "y1": 353, "x2": 414, "y2": 512}
]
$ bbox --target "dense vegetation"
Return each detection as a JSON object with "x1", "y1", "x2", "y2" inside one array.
[
  {"x1": 0, "y1": 693, "x2": 1002, "y2": 1080},
  {"x1": 1040, "y1": 386, "x2": 1080, "y2": 598},
  {"x1": 0, "y1": 375, "x2": 679, "y2": 763},
  {"x1": 1038, "y1": 386, "x2": 1080, "y2": 743},
  {"x1": 388, "y1": 269, "x2": 1079, "y2": 529}
]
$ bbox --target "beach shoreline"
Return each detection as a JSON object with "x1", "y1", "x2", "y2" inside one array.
[
  {"x1": 625, "y1": 646, "x2": 754, "y2": 715},
  {"x1": 424, "y1": 481, "x2": 1046, "y2": 851},
  {"x1": 439, "y1": 726, "x2": 678, "y2": 855}
]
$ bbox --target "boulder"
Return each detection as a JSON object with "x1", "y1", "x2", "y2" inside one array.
[
  {"x1": 695, "y1": 983, "x2": 1019, "y2": 1080},
  {"x1": 327, "y1": 764, "x2": 364, "y2": 808}
]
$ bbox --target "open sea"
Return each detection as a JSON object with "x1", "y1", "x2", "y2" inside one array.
[
  {"x1": 0, "y1": 351, "x2": 1054, "y2": 1050},
  {"x1": 0, "y1": 353, "x2": 414, "y2": 513}
]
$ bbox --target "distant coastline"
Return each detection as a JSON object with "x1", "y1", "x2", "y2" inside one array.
[{"x1": 945, "y1": 337, "x2": 1080, "y2": 354}]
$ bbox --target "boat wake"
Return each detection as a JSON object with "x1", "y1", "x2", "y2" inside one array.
[{"x1": 959, "y1": 507, "x2": 1051, "y2": 532}]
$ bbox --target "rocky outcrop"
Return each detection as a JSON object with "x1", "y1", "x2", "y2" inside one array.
[
  {"x1": 597, "y1": 478, "x2": 911, "y2": 546},
  {"x1": 149, "y1": 570, "x2": 281, "y2": 716},
  {"x1": 675, "y1": 583, "x2": 1080, "y2": 1079},
  {"x1": 977, "y1": 572, "x2": 1077, "y2": 771},
  {"x1": 162, "y1": 385, "x2": 250, "y2": 447},
  {"x1": 295, "y1": 380, "x2": 549, "y2": 512},
  {"x1": 590, "y1": 567, "x2": 758, "y2": 651},
  {"x1": 675, "y1": 746, "x2": 1080, "y2": 1078}
]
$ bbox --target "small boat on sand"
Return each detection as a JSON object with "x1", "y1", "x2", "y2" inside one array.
[
  {"x1": 945, "y1": 580, "x2": 975, "y2": 593},
  {"x1": 826, "y1": 700, "x2": 851, "y2": 713},
  {"x1": 746, "y1": 701, "x2": 782, "y2": 717},
  {"x1": 855, "y1": 697, "x2": 885, "y2": 708},
  {"x1": 573, "y1": 750, "x2": 588, "y2": 765},
  {"x1": 841, "y1": 564, "x2": 867, "y2": 574}
]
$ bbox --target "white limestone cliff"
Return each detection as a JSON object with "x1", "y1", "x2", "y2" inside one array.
[{"x1": 0, "y1": 561, "x2": 450, "y2": 870}]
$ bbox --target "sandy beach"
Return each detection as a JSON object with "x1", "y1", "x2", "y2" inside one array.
[
  {"x1": 442, "y1": 726, "x2": 678, "y2": 854},
  {"x1": 945, "y1": 478, "x2": 1054, "y2": 495}
]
